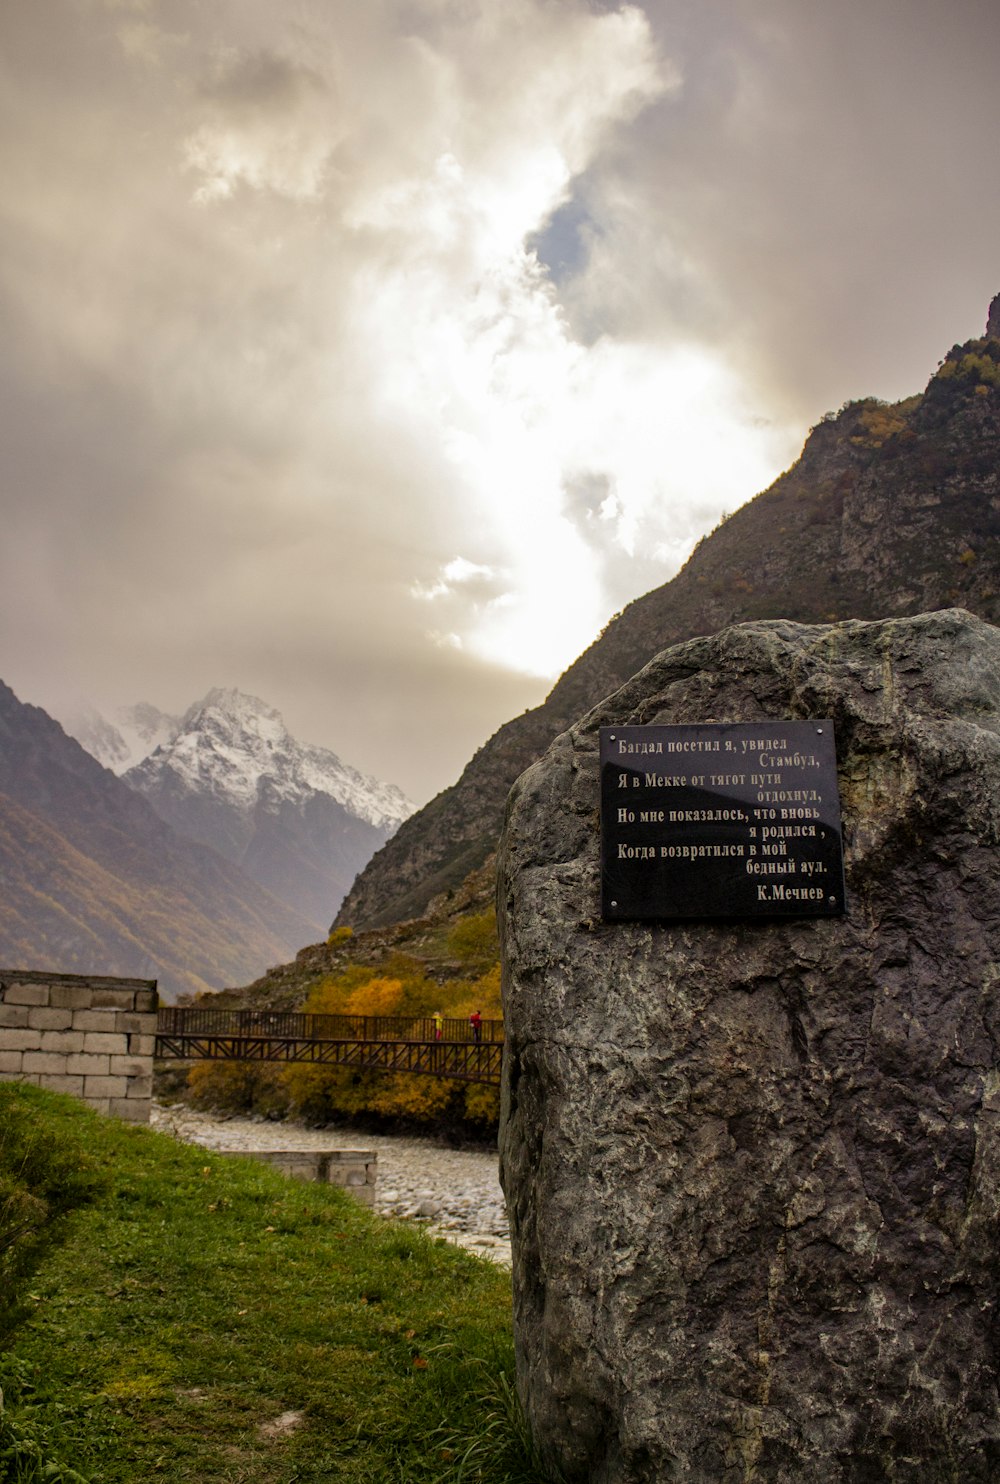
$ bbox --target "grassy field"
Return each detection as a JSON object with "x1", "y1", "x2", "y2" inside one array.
[{"x1": 0, "y1": 1085, "x2": 550, "y2": 1484}]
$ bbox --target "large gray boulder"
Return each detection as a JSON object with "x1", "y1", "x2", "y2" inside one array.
[{"x1": 498, "y1": 609, "x2": 1000, "y2": 1483}]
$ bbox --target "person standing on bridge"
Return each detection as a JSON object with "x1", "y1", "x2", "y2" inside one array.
[
  {"x1": 470, "y1": 1010, "x2": 482, "y2": 1043},
  {"x1": 433, "y1": 1011, "x2": 443, "y2": 1040}
]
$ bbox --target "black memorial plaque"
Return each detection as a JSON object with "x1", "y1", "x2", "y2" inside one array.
[{"x1": 601, "y1": 721, "x2": 845, "y2": 921}]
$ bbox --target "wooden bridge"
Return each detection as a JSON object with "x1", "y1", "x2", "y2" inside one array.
[{"x1": 155, "y1": 1008, "x2": 504, "y2": 1086}]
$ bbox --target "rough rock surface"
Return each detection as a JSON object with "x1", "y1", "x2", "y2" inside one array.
[
  {"x1": 987, "y1": 292, "x2": 1000, "y2": 340},
  {"x1": 497, "y1": 609, "x2": 1000, "y2": 1483}
]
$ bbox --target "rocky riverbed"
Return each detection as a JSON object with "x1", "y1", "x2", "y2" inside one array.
[{"x1": 151, "y1": 1102, "x2": 511, "y2": 1265}]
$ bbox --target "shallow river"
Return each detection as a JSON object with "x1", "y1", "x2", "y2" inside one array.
[{"x1": 151, "y1": 1103, "x2": 511, "y2": 1266}]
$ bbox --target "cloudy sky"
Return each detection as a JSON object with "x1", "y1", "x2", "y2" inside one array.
[{"x1": 2, "y1": 0, "x2": 999, "y2": 803}]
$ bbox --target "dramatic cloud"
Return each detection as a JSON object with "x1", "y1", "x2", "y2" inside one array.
[
  {"x1": 1, "y1": 0, "x2": 998, "y2": 800},
  {"x1": 185, "y1": 52, "x2": 335, "y2": 203}
]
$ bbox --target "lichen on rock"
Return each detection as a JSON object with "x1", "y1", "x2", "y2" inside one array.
[{"x1": 498, "y1": 608, "x2": 1000, "y2": 1483}]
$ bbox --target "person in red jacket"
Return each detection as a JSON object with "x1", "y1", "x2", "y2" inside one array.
[{"x1": 469, "y1": 1010, "x2": 482, "y2": 1043}]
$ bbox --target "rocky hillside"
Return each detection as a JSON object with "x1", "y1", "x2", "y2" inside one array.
[
  {"x1": 124, "y1": 689, "x2": 413, "y2": 934},
  {"x1": 335, "y1": 318, "x2": 1000, "y2": 930},
  {"x1": 211, "y1": 854, "x2": 498, "y2": 1014},
  {"x1": 0, "y1": 683, "x2": 317, "y2": 1000}
]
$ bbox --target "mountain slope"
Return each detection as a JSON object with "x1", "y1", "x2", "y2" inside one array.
[
  {"x1": 0, "y1": 683, "x2": 317, "y2": 999},
  {"x1": 124, "y1": 689, "x2": 413, "y2": 932},
  {"x1": 336, "y1": 323, "x2": 1000, "y2": 930}
]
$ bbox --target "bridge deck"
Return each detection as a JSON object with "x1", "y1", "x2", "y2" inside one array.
[{"x1": 155, "y1": 1008, "x2": 504, "y2": 1085}]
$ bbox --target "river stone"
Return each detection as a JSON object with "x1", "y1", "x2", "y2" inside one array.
[{"x1": 497, "y1": 609, "x2": 1000, "y2": 1484}]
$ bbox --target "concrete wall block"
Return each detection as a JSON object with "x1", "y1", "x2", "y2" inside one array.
[
  {"x1": 2, "y1": 984, "x2": 50, "y2": 1006},
  {"x1": 38, "y1": 1030, "x2": 86, "y2": 1054},
  {"x1": 0, "y1": 1031, "x2": 42, "y2": 1052},
  {"x1": 82, "y1": 1032, "x2": 127, "y2": 1054},
  {"x1": 22, "y1": 1051, "x2": 71, "y2": 1076},
  {"x1": 90, "y1": 988, "x2": 140, "y2": 1010},
  {"x1": 37, "y1": 1074, "x2": 85, "y2": 1097},
  {"x1": 117, "y1": 1013, "x2": 149, "y2": 1033},
  {"x1": 88, "y1": 1098, "x2": 112, "y2": 1116},
  {"x1": 49, "y1": 985, "x2": 95, "y2": 1011},
  {"x1": 0, "y1": 1051, "x2": 24, "y2": 1073},
  {"x1": 73, "y1": 1010, "x2": 121, "y2": 1033},
  {"x1": 83, "y1": 1075, "x2": 129, "y2": 1099},
  {"x1": 110, "y1": 1097, "x2": 151, "y2": 1123},
  {"x1": 0, "y1": 1006, "x2": 30, "y2": 1029},
  {"x1": 134, "y1": 990, "x2": 158, "y2": 1013},
  {"x1": 109, "y1": 1055, "x2": 149, "y2": 1077},
  {"x1": 125, "y1": 1075, "x2": 153, "y2": 1099},
  {"x1": 27, "y1": 1007, "x2": 74, "y2": 1031},
  {"x1": 66, "y1": 1052, "x2": 111, "y2": 1076},
  {"x1": 0, "y1": 1069, "x2": 23, "y2": 1083},
  {"x1": 129, "y1": 1033, "x2": 157, "y2": 1056}
]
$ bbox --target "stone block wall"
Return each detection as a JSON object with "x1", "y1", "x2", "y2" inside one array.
[
  {"x1": 0, "y1": 970, "x2": 158, "y2": 1122},
  {"x1": 220, "y1": 1148, "x2": 378, "y2": 1205}
]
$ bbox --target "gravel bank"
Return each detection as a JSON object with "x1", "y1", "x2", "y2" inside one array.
[{"x1": 151, "y1": 1103, "x2": 511, "y2": 1266}]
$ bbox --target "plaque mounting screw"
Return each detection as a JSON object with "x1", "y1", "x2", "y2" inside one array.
[
  {"x1": 828, "y1": 896, "x2": 836, "y2": 905},
  {"x1": 611, "y1": 900, "x2": 618, "y2": 908},
  {"x1": 816, "y1": 727, "x2": 824, "y2": 734}
]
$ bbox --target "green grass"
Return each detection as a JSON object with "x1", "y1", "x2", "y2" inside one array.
[{"x1": 0, "y1": 1086, "x2": 549, "y2": 1483}]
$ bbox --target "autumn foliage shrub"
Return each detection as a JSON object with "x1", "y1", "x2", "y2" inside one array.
[
  {"x1": 445, "y1": 909, "x2": 500, "y2": 972},
  {"x1": 186, "y1": 1060, "x2": 287, "y2": 1119}
]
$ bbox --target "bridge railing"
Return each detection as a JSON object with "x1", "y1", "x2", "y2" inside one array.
[{"x1": 157, "y1": 1007, "x2": 504, "y2": 1044}]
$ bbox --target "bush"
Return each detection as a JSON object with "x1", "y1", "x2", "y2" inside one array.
[
  {"x1": 446, "y1": 910, "x2": 500, "y2": 971},
  {"x1": 185, "y1": 1059, "x2": 288, "y2": 1119}
]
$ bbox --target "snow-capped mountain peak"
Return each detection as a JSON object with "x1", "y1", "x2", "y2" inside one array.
[
  {"x1": 65, "y1": 687, "x2": 413, "y2": 931},
  {"x1": 131, "y1": 688, "x2": 414, "y2": 831}
]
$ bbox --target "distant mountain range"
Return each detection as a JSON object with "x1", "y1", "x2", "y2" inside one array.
[
  {"x1": 335, "y1": 308, "x2": 1000, "y2": 930},
  {"x1": 118, "y1": 689, "x2": 413, "y2": 932},
  {"x1": 0, "y1": 685, "x2": 413, "y2": 998},
  {"x1": 0, "y1": 682, "x2": 315, "y2": 1000},
  {"x1": 60, "y1": 688, "x2": 414, "y2": 938}
]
